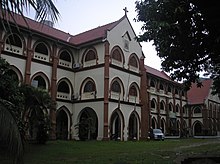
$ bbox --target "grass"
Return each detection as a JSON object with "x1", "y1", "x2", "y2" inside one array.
[{"x1": 1, "y1": 139, "x2": 220, "y2": 164}]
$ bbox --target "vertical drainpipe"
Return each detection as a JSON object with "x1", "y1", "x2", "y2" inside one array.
[
  {"x1": 103, "y1": 40, "x2": 110, "y2": 140},
  {"x1": 50, "y1": 43, "x2": 58, "y2": 140},
  {"x1": 140, "y1": 55, "x2": 149, "y2": 139},
  {"x1": 25, "y1": 34, "x2": 33, "y2": 85}
]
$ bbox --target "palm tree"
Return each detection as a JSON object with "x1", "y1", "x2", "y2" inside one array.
[
  {"x1": 20, "y1": 85, "x2": 55, "y2": 144},
  {"x1": 0, "y1": 57, "x2": 25, "y2": 163},
  {"x1": 0, "y1": 0, "x2": 60, "y2": 22}
]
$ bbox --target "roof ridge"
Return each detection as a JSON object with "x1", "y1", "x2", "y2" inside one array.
[{"x1": 72, "y1": 16, "x2": 125, "y2": 37}]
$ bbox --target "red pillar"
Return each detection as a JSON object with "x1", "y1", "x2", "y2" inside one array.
[
  {"x1": 103, "y1": 41, "x2": 110, "y2": 140},
  {"x1": 50, "y1": 43, "x2": 58, "y2": 140},
  {"x1": 140, "y1": 55, "x2": 149, "y2": 139},
  {"x1": 24, "y1": 34, "x2": 33, "y2": 85}
]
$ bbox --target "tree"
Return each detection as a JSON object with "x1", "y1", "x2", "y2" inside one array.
[
  {"x1": 0, "y1": 0, "x2": 59, "y2": 22},
  {"x1": 20, "y1": 85, "x2": 55, "y2": 144},
  {"x1": 135, "y1": 0, "x2": 220, "y2": 95},
  {"x1": 0, "y1": 57, "x2": 55, "y2": 162},
  {"x1": 0, "y1": 57, "x2": 25, "y2": 164}
]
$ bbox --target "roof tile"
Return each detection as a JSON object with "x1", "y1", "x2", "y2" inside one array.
[{"x1": 187, "y1": 79, "x2": 213, "y2": 105}]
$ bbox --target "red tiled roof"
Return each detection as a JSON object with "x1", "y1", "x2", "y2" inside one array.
[
  {"x1": 187, "y1": 79, "x2": 213, "y2": 105},
  {"x1": 145, "y1": 65, "x2": 171, "y2": 81},
  {"x1": 70, "y1": 20, "x2": 121, "y2": 45},
  {"x1": 2, "y1": 13, "x2": 124, "y2": 46},
  {"x1": 4, "y1": 14, "x2": 72, "y2": 43}
]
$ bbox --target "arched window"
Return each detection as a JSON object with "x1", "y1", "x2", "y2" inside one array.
[
  {"x1": 84, "y1": 81, "x2": 95, "y2": 92},
  {"x1": 111, "y1": 81, "x2": 121, "y2": 93},
  {"x1": 150, "y1": 80, "x2": 156, "y2": 88},
  {"x1": 5, "y1": 34, "x2": 23, "y2": 54},
  {"x1": 6, "y1": 34, "x2": 22, "y2": 47},
  {"x1": 160, "y1": 101, "x2": 165, "y2": 110},
  {"x1": 59, "y1": 50, "x2": 72, "y2": 67},
  {"x1": 159, "y1": 83, "x2": 164, "y2": 90},
  {"x1": 175, "y1": 88, "x2": 179, "y2": 95},
  {"x1": 57, "y1": 80, "x2": 71, "y2": 100},
  {"x1": 194, "y1": 107, "x2": 201, "y2": 114},
  {"x1": 58, "y1": 81, "x2": 70, "y2": 93},
  {"x1": 32, "y1": 76, "x2": 46, "y2": 89},
  {"x1": 85, "y1": 49, "x2": 96, "y2": 62},
  {"x1": 81, "y1": 79, "x2": 96, "y2": 99},
  {"x1": 129, "y1": 85, "x2": 137, "y2": 96},
  {"x1": 176, "y1": 104, "x2": 179, "y2": 113},
  {"x1": 183, "y1": 106, "x2": 186, "y2": 114},
  {"x1": 35, "y1": 43, "x2": 48, "y2": 55},
  {"x1": 151, "y1": 99, "x2": 156, "y2": 109},
  {"x1": 112, "y1": 49, "x2": 122, "y2": 62},
  {"x1": 168, "y1": 86, "x2": 172, "y2": 93},
  {"x1": 34, "y1": 42, "x2": 49, "y2": 61},
  {"x1": 169, "y1": 103, "x2": 173, "y2": 112},
  {"x1": 129, "y1": 55, "x2": 138, "y2": 68}
]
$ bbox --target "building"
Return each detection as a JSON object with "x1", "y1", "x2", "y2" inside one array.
[
  {"x1": 0, "y1": 12, "x2": 219, "y2": 141},
  {"x1": 187, "y1": 78, "x2": 220, "y2": 136},
  {"x1": 146, "y1": 66, "x2": 188, "y2": 137}
]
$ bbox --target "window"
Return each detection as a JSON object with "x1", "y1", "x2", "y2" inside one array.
[
  {"x1": 32, "y1": 76, "x2": 46, "y2": 89},
  {"x1": 85, "y1": 49, "x2": 96, "y2": 61},
  {"x1": 58, "y1": 81, "x2": 69, "y2": 93},
  {"x1": 151, "y1": 99, "x2": 156, "y2": 109},
  {"x1": 112, "y1": 49, "x2": 122, "y2": 62},
  {"x1": 169, "y1": 103, "x2": 173, "y2": 111},
  {"x1": 159, "y1": 83, "x2": 164, "y2": 90},
  {"x1": 60, "y1": 51, "x2": 71, "y2": 62},
  {"x1": 194, "y1": 107, "x2": 201, "y2": 114},
  {"x1": 57, "y1": 80, "x2": 71, "y2": 100},
  {"x1": 6, "y1": 34, "x2": 22, "y2": 47},
  {"x1": 111, "y1": 81, "x2": 121, "y2": 93},
  {"x1": 34, "y1": 42, "x2": 49, "y2": 61},
  {"x1": 150, "y1": 80, "x2": 156, "y2": 88},
  {"x1": 175, "y1": 88, "x2": 179, "y2": 95},
  {"x1": 160, "y1": 101, "x2": 165, "y2": 110},
  {"x1": 35, "y1": 43, "x2": 48, "y2": 55},
  {"x1": 84, "y1": 81, "x2": 95, "y2": 92},
  {"x1": 129, "y1": 85, "x2": 137, "y2": 96},
  {"x1": 5, "y1": 34, "x2": 23, "y2": 54},
  {"x1": 168, "y1": 86, "x2": 172, "y2": 93},
  {"x1": 59, "y1": 50, "x2": 72, "y2": 67},
  {"x1": 129, "y1": 56, "x2": 138, "y2": 68},
  {"x1": 176, "y1": 105, "x2": 179, "y2": 113}
]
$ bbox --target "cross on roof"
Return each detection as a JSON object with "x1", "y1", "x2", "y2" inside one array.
[{"x1": 123, "y1": 7, "x2": 128, "y2": 16}]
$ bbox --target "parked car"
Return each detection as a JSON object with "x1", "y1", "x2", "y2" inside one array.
[{"x1": 149, "y1": 129, "x2": 165, "y2": 141}]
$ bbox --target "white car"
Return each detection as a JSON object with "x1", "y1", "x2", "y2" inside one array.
[{"x1": 150, "y1": 129, "x2": 165, "y2": 141}]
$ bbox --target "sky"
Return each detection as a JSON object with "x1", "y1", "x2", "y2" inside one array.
[{"x1": 26, "y1": 0, "x2": 162, "y2": 70}]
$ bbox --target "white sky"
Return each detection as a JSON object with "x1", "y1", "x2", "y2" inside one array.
[{"x1": 26, "y1": 0, "x2": 162, "y2": 70}]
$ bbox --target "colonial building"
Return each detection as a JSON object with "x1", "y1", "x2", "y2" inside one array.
[
  {"x1": 0, "y1": 12, "x2": 219, "y2": 141},
  {"x1": 146, "y1": 65, "x2": 188, "y2": 137},
  {"x1": 187, "y1": 78, "x2": 220, "y2": 136}
]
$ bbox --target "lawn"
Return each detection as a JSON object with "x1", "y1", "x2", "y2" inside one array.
[{"x1": 1, "y1": 139, "x2": 220, "y2": 164}]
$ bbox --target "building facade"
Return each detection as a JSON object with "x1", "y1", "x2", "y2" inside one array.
[
  {"x1": 0, "y1": 13, "x2": 219, "y2": 141},
  {"x1": 187, "y1": 79, "x2": 220, "y2": 136}
]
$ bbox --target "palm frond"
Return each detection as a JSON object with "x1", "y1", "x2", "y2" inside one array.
[
  {"x1": 1, "y1": 0, "x2": 59, "y2": 21},
  {"x1": 0, "y1": 101, "x2": 23, "y2": 164}
]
